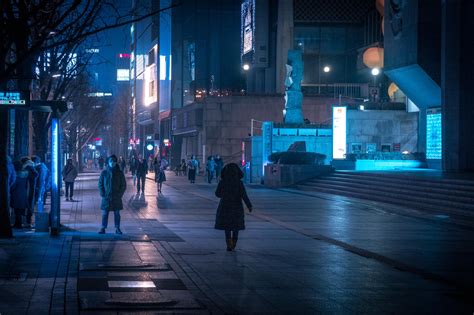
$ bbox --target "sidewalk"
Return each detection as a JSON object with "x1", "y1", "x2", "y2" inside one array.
[{"x1": 0, "y1": 170, "x2": 473, "y2": 313}]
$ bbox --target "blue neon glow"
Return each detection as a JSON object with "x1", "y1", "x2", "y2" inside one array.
[
  {"x1": 426, "y1": 109, "x2": 442, "y2": 159},
  {"x1": 52, "y1": 118, "x2": 59, "y2": 190}
]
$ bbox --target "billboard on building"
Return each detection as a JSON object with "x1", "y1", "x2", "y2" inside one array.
[{"x1": 241, "y1": 0, "x2": 255, "y2": 57}]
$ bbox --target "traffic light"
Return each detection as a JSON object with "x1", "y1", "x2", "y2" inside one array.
[{"x1": 146, "y1": 140, "x2": 155, "y2": 152}]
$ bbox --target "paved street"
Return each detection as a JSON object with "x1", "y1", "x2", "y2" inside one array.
[{"x1": 1, "y1": 170, "x2": 474, "y2": 314}]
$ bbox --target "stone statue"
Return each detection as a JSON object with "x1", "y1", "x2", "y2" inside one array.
[{"x1": 284, "y1": 50, "x2": 304, "y2": 124}]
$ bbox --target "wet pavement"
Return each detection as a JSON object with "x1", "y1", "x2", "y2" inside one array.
[{"x1": 1, "y1": 170, "x2": 474, "y2": 314}]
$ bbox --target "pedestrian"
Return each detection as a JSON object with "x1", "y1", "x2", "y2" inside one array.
[
  {"x1": 135, "y1": 154, "x2": 148, "y2": 195},
  {"x1": 180, "y1": 158, "x2": 187, "y2": 176},
  {"x1": 21, "y1": 157, "x2": 38, "y2": 227},
  {"x1": 10, "y1": 160, "x2": 29, "y2": 229},
  {"x1": 120, "y1": 156, "x2": 127, "y2": 173},
  {"x1": 98, "y1": 156, "x2": 105, "y2": 170},
  {"x1": 214, "y1": 163, "x2": 253, "y2": 251},
  {"x1": 129, "y1": 155, "x2": 137, "y2": 186},
  {"x1": 206, "y1": 156, "x2": 216, "y2": 183},
  {"x1": 98, "y1": 155, "x2": 126, "y2": 234},
  {"x1": 5, "y1": 156, "x2": 16, "y2": 225},
  {"x1": 154, "y1": 157, "x2": 167, "y2": 194},
  {"x1": 62, "y1": 158, "x2": 78, "y2": 201},
  {"x1": 187, "y1": 155, "x2": 198, "y2": 183},
  {"x1": 214, "y1": 154, "x2": 223, "y2": 181},
  {"x1": 32, "y1": 156, "x2": 50, "y2": 211}
]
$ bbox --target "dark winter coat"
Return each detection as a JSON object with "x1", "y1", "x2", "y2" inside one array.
[
  {"x1": 62, "y1": 164, "x2": 78, "y2": 182},
  {"x1": 35, "y1": 163, "x2": 50, "y2": 201},
  {"x1": 24, "y1": 162, "x2": 38, "y2": 210},
  {"x1": 98, "y1": 165, "x2": 127, "y2": 211},
  {"x1": 10, "y1": 169, "x2": 30, "y2": 209},
  {"x1": 135, "y1": 160, "x2": 148, "y2": 177},
  {"x1": 214, "y1": 179, "x2": 252, "y2": 231},
  {"x1": 154, "y1": 162, "x2": 166, "y2": 183}
]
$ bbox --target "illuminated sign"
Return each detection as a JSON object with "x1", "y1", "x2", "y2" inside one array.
[
  {"x1": 117, "y1": 69, "x2": 130, "y2": 81},
  {"x1": 262, "y1": 121, "x2": 273, "y2": 174},
  {"x1": 144, "y1": 63, "x2": 157, "y2": 106},
  {"x1": 241, "y1": 0, "x2": 255, "y2": 56},
  {"x1": 163, "y1": 139, "x2": 171, "y2": 147},
  {"x1": 332, "y1": 106, "x2": 347, "y2": 159},
  {"x1": 88, "y1": 92, "x2": 112, "y2": 97},
  {"x1": 0, "y1": 91, "x2": 28, "y2": 105},
  {"x1": 426, "y1": 108, "x2": 442, "y2": 159},
  {"x1": 119, "y1": 53, "x2": 131, "y2": 58}
]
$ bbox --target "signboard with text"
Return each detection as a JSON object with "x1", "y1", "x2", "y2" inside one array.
[
  {"x1": 332, "y1": 106, "x2": 347, "y2": 159},
  {"x1": 0, "y1": 91, "x2": 30, "y2": 108}
]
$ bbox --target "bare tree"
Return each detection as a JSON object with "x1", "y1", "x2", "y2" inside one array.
[
  {"x1": 0, "y1": 0, "x2": 178, "y2": 238},
  {"x1": 60, "y1": 73, "x2": 109, "y2": 171}
]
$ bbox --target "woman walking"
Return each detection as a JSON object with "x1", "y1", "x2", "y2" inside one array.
[
  {"x1": 214, "y1": 163, "x2": 253, "y2": 251},
  {"x1": 154, "y1": 158, "x2": 167, "y2": 194},
  {"x1": 98, "y1": 155, "x2": 127, "y2": 234}
]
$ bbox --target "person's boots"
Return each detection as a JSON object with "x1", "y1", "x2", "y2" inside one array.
[
  {"x1": 231, "y1": 238, "x2": 238, "y2": 250},
  {"x1": 226, "y1": 239, "x2": 233, "y2": 251}
]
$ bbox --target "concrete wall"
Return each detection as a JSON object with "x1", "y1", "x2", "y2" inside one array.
[
  {"x1": 200, "y1": 95, "x2": 344, "y2": 163},
  {"x1": 347, "y1": 110, "x2": 418, "y2": 153}
]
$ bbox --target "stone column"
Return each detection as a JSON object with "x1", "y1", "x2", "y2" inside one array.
[
  {"x1": 276, "y1": 0, "x2": 293, "y2": 94},
  {"x1": 441, "y1": 0, "x2": 474, "y2": 171}
]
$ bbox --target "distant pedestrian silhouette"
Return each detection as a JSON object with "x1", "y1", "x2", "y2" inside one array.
[{"x1": 214, "y1": 163, "x2": 253, "y2": 251}]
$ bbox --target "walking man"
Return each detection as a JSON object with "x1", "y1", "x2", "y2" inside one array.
[
  {"x1": 98, "y1": 155, "x2": 127, "y2": 234},
  {"x1": 135, "y1": 154, "x2": 148, "y2": 195},
  {"x1": 62, "y1": 159, "x2": 78, "y2": 201}
]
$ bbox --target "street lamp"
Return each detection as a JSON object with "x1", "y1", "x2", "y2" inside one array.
[
  {"x1": 371, "y1": 68, "x2": 380, "y2": 76},
  {"x1": 242, "y1": 63, "x2": 250, "y2": 71},
  {"x1": 323, "y1": 66, "x2": 331, "y2": 73}
]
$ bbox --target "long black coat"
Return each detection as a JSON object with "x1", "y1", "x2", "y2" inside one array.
[
  {"x1": 98, "y1": 166, "x2": 126, "y2": 211},
  {"x1": 214, "y1": 179, "x2": 252, "y2": 231},
  {"x1": 10, "y1": 170, "x2": 29, "y2": 209}
]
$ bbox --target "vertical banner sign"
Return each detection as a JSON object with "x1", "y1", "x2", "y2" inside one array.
[
  {"x1": 262, "y1": 121, "x2": 273, "y2": 175},
  {"x1": 333, "y1": 106, "x2": 347, "y2": 159},
  {"x1": 50, "y1": 118, "x2": 61, "y2": 234},
  {"x1": 426, "y1": 108, "x2": 442, "y2": 159}
]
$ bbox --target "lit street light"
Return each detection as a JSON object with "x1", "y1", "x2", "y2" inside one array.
[
  {"x1": 242, "y1": 63, "x2": 250, "y2": 71},
  {"x1": 323, "y1": 66, "x2": 331, "y2": 73},
  {"x1": 371, "y1": 67, "x2": 380, "y2": 76}
]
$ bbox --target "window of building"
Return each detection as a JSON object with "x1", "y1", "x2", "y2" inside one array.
[
  {"x1": 149, "y1": 81, "x2": 155, "y2": 97},
  {"x1": 148, "y1": 48, "x2": 155, "y2": 65}
]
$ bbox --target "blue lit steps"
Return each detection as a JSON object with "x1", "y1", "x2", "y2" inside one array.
[
  {"x1": 297, "y1": 171, "x2": 474, "y2": 220},
  {"x1": 309, "y1": 174, "x2": 474, "y2": 202}
]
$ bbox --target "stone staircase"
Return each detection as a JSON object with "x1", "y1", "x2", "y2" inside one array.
[{"x1": 296, "y1": 171, "x2": 474, "y2": 223}]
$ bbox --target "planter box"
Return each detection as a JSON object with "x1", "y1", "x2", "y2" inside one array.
[{"x1": 264, "y1": 164, "x2": 334, "y2": 188}]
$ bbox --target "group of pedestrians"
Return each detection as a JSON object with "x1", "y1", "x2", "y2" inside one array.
[
  {"x1": 6, "y1": 156, "x2": 50, "y2": 229},
  {"x1": 206, "y1": 154, "x2": 223, "y2": 183}
]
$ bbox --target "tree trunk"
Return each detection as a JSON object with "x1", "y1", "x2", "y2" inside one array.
[{"x1": 0, "y1": 110, "x2": 13, "y2": 238}]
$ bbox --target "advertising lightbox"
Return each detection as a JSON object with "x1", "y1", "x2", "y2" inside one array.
[{"x1": 332, "y1": 106, "x2": 347, "y2": 159}]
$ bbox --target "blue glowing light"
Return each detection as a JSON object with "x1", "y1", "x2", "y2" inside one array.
[
  {"x1": 426, "y1": 108, "x2": 442, "y2": 160},
  {"x1": 52, "y1": 118, "x2": 59, "y2": 190}
]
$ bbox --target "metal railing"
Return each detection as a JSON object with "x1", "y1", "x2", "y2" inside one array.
[{"x1": 301, "y1": 83, "x2": 369, "y2": 99}]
